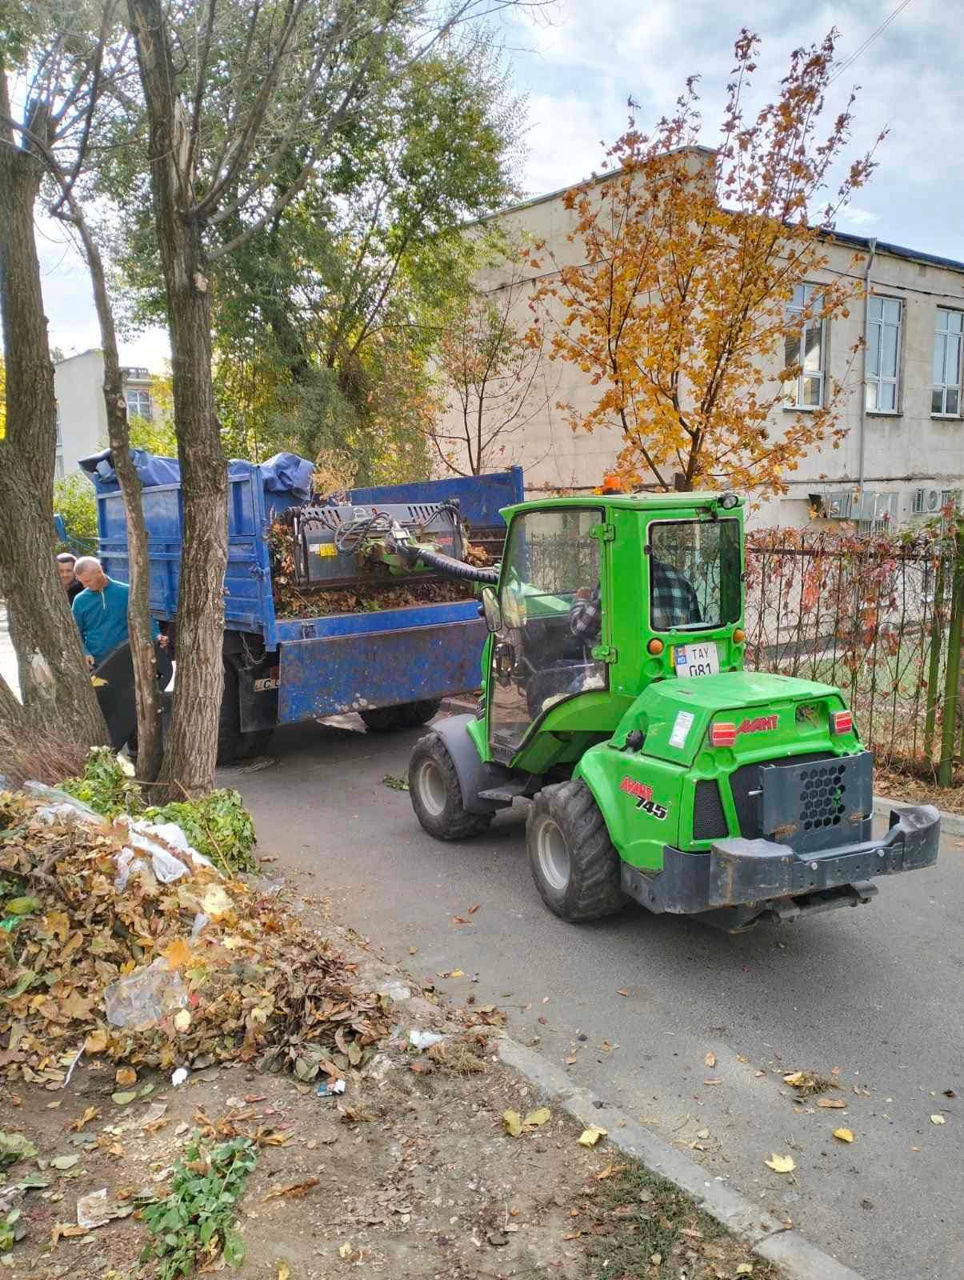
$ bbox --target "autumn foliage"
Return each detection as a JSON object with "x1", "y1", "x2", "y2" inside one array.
[{"x1": 532, "y1": 29, "x2": 882, "y2": 494}]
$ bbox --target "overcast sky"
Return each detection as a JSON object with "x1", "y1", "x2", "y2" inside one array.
[{"x1": 40, "y1": 0, "x2": 963, "y2": 370}]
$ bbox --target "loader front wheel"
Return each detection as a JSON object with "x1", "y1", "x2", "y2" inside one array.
[
  {"x1": 409, "y1": 732, "x2": 493, "y2": 841},
  {"x1": 527, "y1": 781, "x2": 626, "y2": 922}
]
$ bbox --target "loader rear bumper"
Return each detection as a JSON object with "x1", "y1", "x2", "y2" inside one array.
[{"x1": 621, "y1": 804, "x2": 941, "y2": 927}]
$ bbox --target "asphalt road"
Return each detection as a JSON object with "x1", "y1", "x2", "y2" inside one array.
[{"x1": 229, "y1": 713, "x2": 963, "y2": 1280}]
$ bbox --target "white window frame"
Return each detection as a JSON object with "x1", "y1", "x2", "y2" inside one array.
[
  {"x1": 865, "y1": 295, "x2": 903, "y2": 414},
  {"x1": 784, "y1": 282, "x2": 826, "y2": 410},
  {"x1": 932, "y1": 308, "x2": 963, "y2": 418},
  {"x1": 125, "y1": 388, "x2": 153, "y2": 421}
]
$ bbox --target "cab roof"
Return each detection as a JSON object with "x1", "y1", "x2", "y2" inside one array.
[{"x1": 500, "y1": 491, "x2": 744, "y2": 519}]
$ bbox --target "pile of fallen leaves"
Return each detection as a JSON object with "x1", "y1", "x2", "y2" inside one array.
[{"x1": 0, "y1": 793, "x2": 388, "y2": 1088}]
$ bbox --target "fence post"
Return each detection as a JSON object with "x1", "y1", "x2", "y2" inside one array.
[
  {"x1": 938, "y1": 518, "x2": 964, "y2": 787},
  {"x1": 923, "y1": 552, "x2": 946, "y2": 763}
]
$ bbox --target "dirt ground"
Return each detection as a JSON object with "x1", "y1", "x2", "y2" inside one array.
[{"x1": 1, "y1": 911, "x2": 777, "y2": 1280}]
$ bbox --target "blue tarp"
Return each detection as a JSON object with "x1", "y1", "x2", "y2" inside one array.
[{"x1": 80, "y1": 449, "x2": 314, "y2": 501}]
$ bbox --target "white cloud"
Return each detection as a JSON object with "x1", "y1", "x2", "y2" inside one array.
[{"x1": 501, "y1": 0, "x2": 964, "y2": 260}]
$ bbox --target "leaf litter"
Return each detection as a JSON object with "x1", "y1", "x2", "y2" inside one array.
[{"x1": 0, "y1": 792, "x2": 389, "y2": 1085}]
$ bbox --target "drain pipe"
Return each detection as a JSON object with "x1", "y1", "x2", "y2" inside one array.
[{"x1": 857, "y1": 238, "x2": 878, "y2": 509}]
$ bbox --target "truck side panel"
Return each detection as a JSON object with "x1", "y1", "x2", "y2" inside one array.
[
  {"x1": 278, "y1": 618, "x2": 486, "y2": 722},
  {"x1": 96, "y1": 469, "x2": 277, "y2": 643}
]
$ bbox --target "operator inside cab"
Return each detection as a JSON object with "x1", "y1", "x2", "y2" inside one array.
[{"x1": 569, "y1": 557, "x2": 702, "y2": 642}]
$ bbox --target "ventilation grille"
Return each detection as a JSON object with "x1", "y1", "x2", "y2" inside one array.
[
  {"x1": 799, "y1": 762, "x2": 848, "y2": 831},
  {"x1": 692, "y1": 780, "x2": 728, "y2": 840}
]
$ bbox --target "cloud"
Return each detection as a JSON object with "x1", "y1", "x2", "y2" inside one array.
[{"x1": 500, "y1": 0, "x2": 964, "y2": 260}]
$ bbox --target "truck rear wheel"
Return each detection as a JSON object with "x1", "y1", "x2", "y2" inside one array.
[
  {"x1": 409, "y1": 731, "x2": 493, "y2": 840},
  {"x1": 360, "y1": 699, "x2": 441, "y2": 732},
  {"x1": 527, "y1": 781, "x2": 625, "y2": 922}
]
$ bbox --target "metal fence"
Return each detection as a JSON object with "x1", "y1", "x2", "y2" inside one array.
[{"x1": 744, "y1": 521, "x2": 963, "y2": 782}]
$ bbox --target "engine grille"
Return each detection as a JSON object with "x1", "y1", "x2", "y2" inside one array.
[
  {"x1": 760, "y1": 751, "x2": 874, "y2": 853},
  {"x1": 728, "y1": 752, "x2": 833, "y2": 842},
  {"x1": 692, "y1": 780, "x2": 728, "y2": 840}
]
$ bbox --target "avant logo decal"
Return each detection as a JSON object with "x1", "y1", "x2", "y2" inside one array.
[
  {"x1": 619, "y1": 777, "x2": 669, "y2": 820},
  {"x1": 737, "y1": 714, "x2": 778, "y2": 735}
]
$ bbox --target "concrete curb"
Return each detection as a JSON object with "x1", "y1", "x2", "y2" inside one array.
[
  {"x1": 873, "y1": 795, "x2": 964, "y2": 836},
  {"x1": 498, "y1": 1035, "x2": 868, "y2": 1280}
]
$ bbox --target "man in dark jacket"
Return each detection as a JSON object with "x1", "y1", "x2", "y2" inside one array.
[{"x1": 56, "y1": 553, "x2": 84, "y2": 603}]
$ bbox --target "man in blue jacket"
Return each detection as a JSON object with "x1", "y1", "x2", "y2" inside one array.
[{"x1": 71, "y1": 556, "x2": 161, "y2": 668}]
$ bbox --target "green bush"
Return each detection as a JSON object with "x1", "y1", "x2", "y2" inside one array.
[
  {"x1": 61, "y1": 749, "x2": 258, "y2": 874},
  {"x1": 53, "y1": 473, "x2": 98, "y2": 545}
]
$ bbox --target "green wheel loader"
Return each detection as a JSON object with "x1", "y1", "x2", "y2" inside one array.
[{"x1": 406, "y1": 491, "x2": 941, "y2": 932}]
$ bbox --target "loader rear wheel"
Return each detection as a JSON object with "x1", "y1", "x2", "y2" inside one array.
[
  {"x1": 527, "y1": 780, "x2": 626, "y2": 922},
  {"x1": 409, "y1": 732, "x2": 493, "y2": 840},
  {"x1": 360, "y1": 699, "x2": 441, "y2": 732}
]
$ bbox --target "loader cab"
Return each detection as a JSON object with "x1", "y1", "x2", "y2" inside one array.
[{"x1": 481, "y1": 493, "x2": 746, "y2": 765}]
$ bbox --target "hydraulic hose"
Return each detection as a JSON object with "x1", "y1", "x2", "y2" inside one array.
[{"x1": 411, "y1": 545, "x2": 499, "y2": 584}]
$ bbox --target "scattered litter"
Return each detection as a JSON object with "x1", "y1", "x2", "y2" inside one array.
[
  {"x1": 316, "y1": 1079, "x2": 347, "y2": 1099},
  {"x1": 817, "y1": 1097, "x2": 846, "y2": 1109},
  {"x1": 76, "y1": 1189, "x2": 109, "y2": 1230},
  {"x1": 382, "y1": 775, "x2": 409, "y2": 791},
  {"x1": 104, "y1": 961, "x2": 188, "y2": 1030},
  {"x1": 338, "y1": 1241, "x2": 353, "y2": 1258},
  {"x1": 379, "y1": 981, "x2": 412, "y2": 1003},
  {"x1": 171, "y1": 1068, "x2": 189, "y2": 1088},
  {"x1": 408, "y1": 1029, "x2": 444, "y2": 1051},
  {"x1": 577, "y1": 1126, "x2": 607, "y2": 1148},
  {"x1": 930, "y1": 1114, "x2": 946, "y2": 1125},
  {"x1": 833, "y1": 1128, "x2": 855, "y2": 1143}
]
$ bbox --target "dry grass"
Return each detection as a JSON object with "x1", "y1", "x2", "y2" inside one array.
[{"x1": 0, "y1": 724, "x2": 86, "y2": 788}]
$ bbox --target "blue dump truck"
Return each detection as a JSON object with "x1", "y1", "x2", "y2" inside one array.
[{"x1": 81, "y1": 450, "x2": 523, "y2": 761}]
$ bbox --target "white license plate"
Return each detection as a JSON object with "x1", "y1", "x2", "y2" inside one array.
[{"x1": 674, "y1": 642, "x2": 719, "y2": 678}]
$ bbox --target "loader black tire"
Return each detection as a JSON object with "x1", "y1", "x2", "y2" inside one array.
[
  {"x1": 360, "y1": 699, "x2": 441, "y2": 732},
  {"x1": 527, "y1": 780, "x2": 626, "y2": 922},
  {"x1": 409, "y1": 731, "x2": 493, "y2": 841}
]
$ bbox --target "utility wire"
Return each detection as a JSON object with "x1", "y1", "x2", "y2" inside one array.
[{"x1": 829, "y1": 0, "x2": 915, "y2": 85}]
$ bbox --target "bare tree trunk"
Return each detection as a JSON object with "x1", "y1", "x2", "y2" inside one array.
[
  {"x1": 76, "y1": 221, "x2": 164, "y2": 781},
  {"x1": 128, "y1": 0, "x2": 226, "y2": 798},
  {"x1": 0, "y1": 71, "x2": 106, "y2": 748}
]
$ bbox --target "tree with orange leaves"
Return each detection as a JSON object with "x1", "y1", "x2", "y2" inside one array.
[{"x1": 532, "y1": 29, "x2": 882, "y2": 494}]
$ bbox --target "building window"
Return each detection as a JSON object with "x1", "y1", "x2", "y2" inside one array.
[
  {"x1": 125, "y1": 388, "x2": 153, "y2": 420},
  {"x1": 865, "y1": 296, "x2": 902, "y2": 413},
  {"x1": 784, "y1": 283, "x2": 825, "y2": 408},
  {"x1": 932, "y1": 308, "x2": 962, "y2": 417}
]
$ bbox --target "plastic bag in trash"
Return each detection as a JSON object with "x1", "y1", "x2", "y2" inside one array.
[
  {"x1": 24, "y1": 780, "x2": 104, "y2": 825},
  {"x1": 408, "y1": 1029, "x2": 444, "y2": 1050},
  {"x1": 113, "y1": 817, "x2": 216, "y2": 890},
  {"x1": 104, "y1": 959, "x2": 188, "y2": 1030}
]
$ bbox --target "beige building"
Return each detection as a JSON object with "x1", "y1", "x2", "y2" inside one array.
[
  {"x1": 53, "y1": 350, "x2": 158, "y2": 477},
  {"x1": 451, "y1": 159, "x2": 964, "y2": 529}
]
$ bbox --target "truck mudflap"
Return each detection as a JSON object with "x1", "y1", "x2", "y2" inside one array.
[{"x1": 620, "y1": 804, "x2": 940, "y2": 928}]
